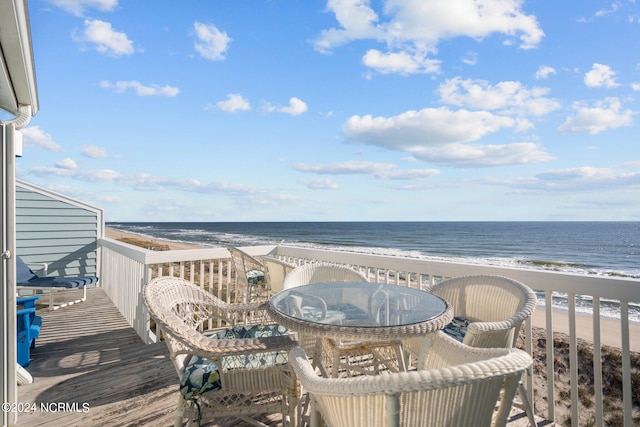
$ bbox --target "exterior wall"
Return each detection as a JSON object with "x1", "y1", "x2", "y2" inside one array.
[{"x1": 15, "y1": 180, "x2": 104, "y2": 278}]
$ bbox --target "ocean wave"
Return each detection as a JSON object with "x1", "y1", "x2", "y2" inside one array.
[
  {"x1": 108, "y1": 223, "x2": 640, "y2": 278},
  {"x1": 108, "y1": 222, "x2": 640, "y2": 321}
]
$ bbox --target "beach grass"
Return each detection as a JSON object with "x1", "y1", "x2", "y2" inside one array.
[{"x1": 525, "y1": 328, "x2": 640, "y2": 426}]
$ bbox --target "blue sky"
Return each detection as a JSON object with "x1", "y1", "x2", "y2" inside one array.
[{"x1": 8, "y1": 0, "x2": 640, "y2": 221}]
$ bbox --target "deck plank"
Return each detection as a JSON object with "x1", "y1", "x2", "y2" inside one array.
[
  {"x1": 16, "y1": 287, "x2": 547, "y2": 427},
  {"x1": 16, "y1": 288, "x2": 284, "y2": 427}
]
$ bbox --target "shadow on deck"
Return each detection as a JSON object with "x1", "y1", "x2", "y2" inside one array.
[{"x1": 16, "y1": 287, "x2": 552, "y2": 427}]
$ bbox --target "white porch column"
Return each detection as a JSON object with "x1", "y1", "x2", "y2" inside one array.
[{"x1": 1, "y1": 123, "x2": 18, "y2": 426}]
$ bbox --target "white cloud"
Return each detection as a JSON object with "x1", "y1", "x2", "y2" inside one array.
[
  {"x1": 461, "y1": 51, "x2": 478, "y2": 66},
  {"x1": 631, "y1": 82, "x2": 640, "y2": 91},
  {"x1": 313, "y1": 0, "x2": 383, "y2": 53},
  {"x1": 127, "y1": 173, "x2": 202, "y2": 192},
  {"x1": 47, "y1": 0, "x2": 118, "y2": 16},
  {"x1": 409, "y1": 142, "x2": 554, "y2": 166},
  {"x1": 342, "y1": 107, "x2": 518, "y2": 150},
  {"x1": 362, "y1": 49, "x2": 441, "y2": 74},
  {"x1": 584, "y1": 63, "x2": 620, "y2": 88},
  {"x1": 298, "y1": 178, "x2": 339, "y2": 189},
  {"x1": 535, "y1": 65, "x2": 556, "y2": 80},
  {"x1": 379, "y1": 168, "x2": 440, "y2": 179},
  {"x1": 99, "y1": 80, "x2": 179, "y2": 97},
  {"x1": 77, "y1": 19, "x2": 134, "y2": 56},
  {"x1": 30, "y1": 166, "x2": 121, "y2": 182},
  {"x1": 314, "y1": 0, "x2": 544, "y2": 75},
  {"x1": 55, "y1": 158, "x2": 78, "y2": 170},
  {"x1": 341, "y1": 107, "x2": 554, "y2": 166},
  {"x1": 21, "y1": 126, "x2": 62, "y2": 152},
  {"x1": 216, "y1": 94, "x2": 251, "y2": 112},
  {"x1": 519, "y1": 166, "x2": 640, "y2": 192},
  {"x1": 293, "y1": 160, "x2": 439, "y2": 179},
  {"x1": 193, "y1": 22, "x2": 231, "y2": 61},
  {"x1": 437, "y1": 77, "x2": 561, "y2": 117},
  {"x1": 294, "y1": 160, "x2": 396, "y2": 175},
  {"x1": 81, "y1": 145, "x2": 121, "y2": 159},
  {"x1": 594, "y1": 2, "x2": 621, "y2": 18},
  {"x1": 558, "y1": 98, "x2": 634, "y2": 135},
  {"x1": 28, "y1": 165, "x2": 296, "y2": 207},
  {"x1": 278, "y1": 97, "x2": 308, "y2": 116}
]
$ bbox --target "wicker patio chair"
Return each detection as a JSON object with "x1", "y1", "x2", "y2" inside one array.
[
  {"x1": 282, "y1": 263, "x2": 368, "y2": 290},
  {"x1": 143, "y1": 276, "x2": 300, "y2": 427},
  {"x1": 290, "y1": 331, "x2": 533, "y2": 427},
  {"x1": 282, "y1": 263, "x2": 403, "y2": 377},
  {"x1": 428, "y1": 275, "x2": 538, "y2": 348},
  {"x1": 408, "y1": 274, "x2": 539, "y2": 426},
  {"x1": 228, "y1": 247, "x2": 266, "y2": 302},
  {"x1": 261, "y1": 255, "x2": 296, "y2": 295}
]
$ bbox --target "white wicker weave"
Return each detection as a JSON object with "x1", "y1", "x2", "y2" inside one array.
[
  {"x1": 143, "y1": 277, "x2": 300, "y2": 427},
  {"x1": 417, "y1": 274, "x2": 539, "y2": 427},
  {"x1": 261, "y1": 255, "x2": 296, "y2": 295},
  {"x1": 290, "y1": 332, "x2": 532, "y2": 427},
  {"x1": 228, "y1": 247, "x2": 267, "y2": 302},
  {"x1": 282, "y1": 263, "x2": 368, "y2": 290},
  {"x1": 428, "y1": 274, "x2": 538, "y2": 348}
]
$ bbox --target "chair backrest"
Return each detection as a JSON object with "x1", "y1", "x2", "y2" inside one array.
[
  {"x1": 227, "y1": 247, "x2": 265, "y2": 301},
  {"x1": 290, "y1": 332, "x2": 532, "y2": 427},
  {"x1": 429, "y1": 275, "x2": 538, "y2": 347},
  {"x1": 262, "y1": 256, "x2": 296, "y2": 294},
  {"x1": 16, "y1": 257, "x2": 37, "y2": 283},
  {"x1": 145, "y1": 276, "x2": 220, "y2": 330},
  {"x1": 282, "y1": 263, "x2": 368, "y2": 290}
]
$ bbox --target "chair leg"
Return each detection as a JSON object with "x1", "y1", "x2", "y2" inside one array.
[
  {"x1": 516, "y1": 382, "x2": 537, "y2": 427},
  {"x1": 174, "y1": 394, "x2": 192, "y2": 427}
]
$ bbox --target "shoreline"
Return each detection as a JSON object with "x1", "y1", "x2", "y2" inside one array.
[
  {"x1": 105, "y1": 227, "x2": 207, "y2": 250},
  {"x1": 104, "y1": 227, "x2": 639, "y2": 351},
  {"x1": 532, "y1": 308, "x2": 639, "y2": 352}
]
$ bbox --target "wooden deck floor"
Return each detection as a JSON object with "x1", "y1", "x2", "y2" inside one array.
[{"x1": 16, "y1": 288, "x2": 552, "y2": 427}]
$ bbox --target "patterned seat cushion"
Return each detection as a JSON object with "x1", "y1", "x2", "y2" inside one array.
[
  {"x1": 180, "y1": 324, "x2": 289, "y2": 400},
  {"x1": 180, "y1": 355, "x2": 222, "y2": 400},
  {"x1": 442, "y1": 317, "x2": 470, "y2": 342},
  {"x1": 246, "y1": 270, "x2": 265, "y2": 284}
]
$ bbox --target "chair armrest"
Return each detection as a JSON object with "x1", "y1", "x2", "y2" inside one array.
[
  {"x1": 158, "y1": 315, "x2": 299, "y2": 360},
  {"x1": 466, "y1": 319, "x2": 520, "y2": 333},
  {"x1": 286, "y1": 291, "x2": 328, "y2": 319},
  {"x1": 464, "y1": 318, "x2": 525, "y2": 348},
  {"x1": 419, "y1": 331, "x2": 517, "y2": 368},
  {"x1": 16, "y1": 307, "x2": 36, "y2": 317},
  {"x1": 27, "y1": 262, "x2": 48, "y2": 276},
  {"x1": 17, "y1": 295, "x2": 41, "y2": 310}
]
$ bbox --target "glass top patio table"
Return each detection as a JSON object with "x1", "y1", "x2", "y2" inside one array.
[{"x1": 267, "y1": 281, "x2": 453, "y2": 342}]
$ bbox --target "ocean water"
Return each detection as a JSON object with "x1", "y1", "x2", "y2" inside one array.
[{"x1": 107, "y1": 221, "x2": 640, "y2": 321}]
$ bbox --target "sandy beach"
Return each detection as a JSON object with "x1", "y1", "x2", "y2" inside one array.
[
  {"x1": 105, "y1": 226, "x2": 638, "y2": 351},
  {"x1": 532, "y1": 308, "x2": 639, "y2": 352},
  {"x1": 105, "y1": 227, "x2": 207, "y2": 250}
]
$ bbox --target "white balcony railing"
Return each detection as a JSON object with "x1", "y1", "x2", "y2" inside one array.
[{"x1": 98, "y1": 238, "x2": 640, "y2": 427}]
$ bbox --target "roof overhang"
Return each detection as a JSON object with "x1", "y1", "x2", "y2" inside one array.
[{"x1": 0, "y1": 0, "x2": 38, "y2": 117}]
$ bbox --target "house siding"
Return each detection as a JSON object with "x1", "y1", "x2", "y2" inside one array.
[{"x1": 15, "y1": 180, "x2": 104, "y2": 278}]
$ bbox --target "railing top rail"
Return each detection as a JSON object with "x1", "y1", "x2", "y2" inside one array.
[
  {"x1": 99, "y1": 238, "x2": 639, "y2": 302},
  {"x1": 273, "y1": 245, "x2": 640, "y2": 302},
  {"x1": 100, "y1": 237, "x2": 276, "y2": 263}
]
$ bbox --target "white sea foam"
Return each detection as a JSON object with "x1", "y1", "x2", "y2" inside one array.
[{"x1": 108, "y1": 222, "x2": 640, "y2": 321}]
